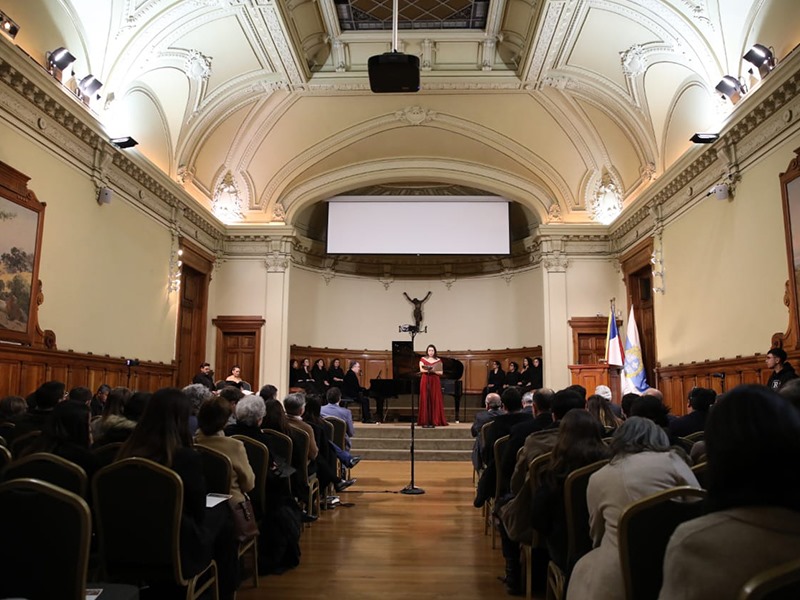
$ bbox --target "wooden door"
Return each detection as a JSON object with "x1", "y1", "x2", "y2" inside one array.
[
  {"x1": 621, "y1": 239, "x2": 657, "y2": 389},
  {"x1": 212, "y1": 316, "x2": 265, "y2": 390},
  {"x1": 174, "y1": 239, "x2": 213, "y2": 388}
]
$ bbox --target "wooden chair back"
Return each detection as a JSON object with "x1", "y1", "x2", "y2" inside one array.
[
  {"x1": 691, "y1": 461, "x2": 708, "y2": 489},
  {"x1": 0, "y1": 478, "x2": 91, "y2": 600},
  {"x1": 324, "y1": 416, "x2": 347, "y2": 451},
  {"x1": 619, "y1": 486, "x2": 707, "y2": 600},
  {"x1": 231, "y1": 435, "x2": 269, "y2": 521},
  {"x1": 262, "y1": 429, "x2": 294, "y2": 493},
  {"x1": 564, "y1": 459, "x2": 609, "y2": 571},
  {"x1": 739, "y1": 557, "x2": 800, "y2": 600},
  {"x1": 195, "y1": 444, "x2": 233, "y2": 495},
  {"x1": 92, "y1": 457, "x2": 218, "y2": 599},
  {"x1": 2, "y1": 452, "x2": 88, "y2": 498},
  {"x1": 479, "y1": 420, "x2": 494, "y2": 469},
  {"x1": 493, "y1": 434, "x2": 511, "y2": 500}
]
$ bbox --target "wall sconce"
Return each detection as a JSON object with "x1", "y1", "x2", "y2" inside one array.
[
  {"x1": 168, "y1": 248, "x2": 183, "y2": 293},
  {"x1": 651, "y1": 247, "x2": 665, "y2": 294},
  {"x1": 111, "y1": 136, "x2": 138, "y2": 149},
  {"x1": 690, "y1": 133, "x2": 719, "y2": 144},
  {"x1": 0, "y1": 9, "x2": 19, "y2": 40},
  {"x1": 715, "y1": 76, "x2": 747, "y2": 104},
  {"x1": 743, "y1": 44, "x2": 776, "y2": 79}
]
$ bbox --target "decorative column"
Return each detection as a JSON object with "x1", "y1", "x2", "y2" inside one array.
[
  {"x1": 262, "y1": 236, "x2": 293, "y2": 394},
  {"x1": 541, "y1": 241, "x2": 570, "y2": 391}
]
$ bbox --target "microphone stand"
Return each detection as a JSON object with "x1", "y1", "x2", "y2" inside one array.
[{"x1": 400, "y1": 324, "x2": 426, "y2": 495}]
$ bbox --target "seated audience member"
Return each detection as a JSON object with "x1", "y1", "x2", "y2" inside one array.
[
  {"x1": 320, "y1": 387, "x2": 356, "y2": 450},
  {"x1": 91, "y1": 386, "x2": 135, "y2": 444},
  {"x1": 630, "y1": 391, "x2": 672, "y2": 433},
  {"x1": 565, "y1": 384, "x2": 586, "y2": 402},
  {"x1": 518, "y1": 356, "x2": 535, "y2": 390},
  {"x1": 470, "y1": 392, "x2": 503, "y2": 471},
  {"x1": 288, "y1": 359, "x2": 303, "y2": 389},
  {"x1": 594, "y1": 385, "x2": 623, "y2": 418},
  {"x1": 520, "y1": 390, "x2": 534, "y2": 415},
  {"x1": 192, "y1": 362, "x2": 215, "y2": 391},
  {"x1": 258, "y1": 384, "x2": 278, "y2": 402},
  {"x1": 310, "y1": 359, "x2": 330, "y2": 393},
  {"x1": 531, "y1": 411, "x2": 611, "y2": 575},
  {"x1": 483, "y1": 361, "x2": 505, "y2": 399},
  {"x1": 620, "y1": 392, "x2": 639, "y2": 419},
  {"x1": 505, "y1": 362, "x2": 521, "y2": 388},
  {"x1": 474, "y1": 387, "x2": 529, "y2": 507},
  {"x1": 342, "y1": 361, "x2": 378, "y2": 424},
  {"x1": 224, "y1": 365, "x2": 251, "y2": 391},
  {"x1": 283, "y1": 393, "x2": 319, "y2": 463},
  {"x1": 300, "y1": 395, "x2": 357, "y2": 494},
  {"x1": 10, "y1": 381, "x2": 65, "y2": 442},
  {"x1": 67, "y1": 386, "x2": 92, "y2": 407},
  {"x1": 587, "y1": 394, "x2": 623, "y2": 432},
  {"x1": 566, "y1": 417, "x2": 699, "y2": 600},
  {"x1": 668, "y1": 386, "x2": 715, "y2": 439},
  {"x1": 89, "y1": 384, "x2": 111, "y2": 418},
  {"x1": 218, "y1": 386, "x2": 245, "y2": 427},
  {"x1": 183, "y1": 383, "x2": 214, "y2": 436},
  {"x1": 0, "y1": 395, "x2": 27, "y2": 440},
  {"x1": 327, "y1": 358, "x2": 346, "y2": 389},
  {"x1": 117, "y1": 388, "x2": 240, "y2": 600},
  {"x1": 195, "y1": 397, "x2": 255, "y2": 504},
  {"x1": 92, "y1": 391, "x2": 151, "y2": 449},
  {"x1": 500, "y1": 388, "x2": 555, "y2": 487},
  {"x1": 766, "y1": 346, "x2": 798, "y2": 391},
  {"x1": 659, "y1": 385, "x2": 800, "y2": 600},
  {"x1": 21, "y1": 400, "x2": 101, "y2": 480},
  {"x1": 225, "y1": 395, "x2": 302, "y2": 575},
  {"x1": 530, "y1": 357, "x2": 544, "y2": 389}
]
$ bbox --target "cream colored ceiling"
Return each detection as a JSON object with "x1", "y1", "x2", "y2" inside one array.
[{"x1": 7, "y1": 0, "x2": 800, "y2": 234}]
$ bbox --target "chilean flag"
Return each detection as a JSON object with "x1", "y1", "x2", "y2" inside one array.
[{"x1": 606, "y1": 309, "x2": 624, "y2": 367}]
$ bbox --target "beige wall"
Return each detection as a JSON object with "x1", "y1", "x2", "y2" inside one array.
[
  {"x1": 566, "y1": 258, "x2": 624, "y2": 359},
  {"x1": 287, "y1": 266, "x2": 545, "y2": 353},
  {"x1": 0, "y1": 120, "x2": 178, "y2": 363},
  {"x1": 657, "y1": 131, "x2": 800, "y2": 365}
]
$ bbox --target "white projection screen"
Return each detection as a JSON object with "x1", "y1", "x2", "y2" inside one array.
[{"x1": 326, "y1": 197, "x2": 510, "y2": 254}]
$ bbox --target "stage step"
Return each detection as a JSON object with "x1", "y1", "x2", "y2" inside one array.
[{"x1": 350, "y1": 423, "x2": 474, "y2": 461}]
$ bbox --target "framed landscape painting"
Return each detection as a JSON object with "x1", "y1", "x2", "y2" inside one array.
[{"x1": 0, "y1": 162, "x2": 45, "y2": 345}]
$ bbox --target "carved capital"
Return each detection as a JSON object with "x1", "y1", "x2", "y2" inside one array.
[
  {"x1": 264, "y1": 252, "x2": 289, "y2": 273},
  {"x1": 542, "y1": 254, "x2": 569, "y2": 273}
]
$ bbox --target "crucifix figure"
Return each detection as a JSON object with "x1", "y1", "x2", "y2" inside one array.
[{"x1": 403, "y1": 291, "x2": 432, "y2": 331}]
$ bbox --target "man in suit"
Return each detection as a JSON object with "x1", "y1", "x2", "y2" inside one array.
[
  {"x1": 499, "y1": 388, "x2": 555, "y2": 486},
  {"x1": 471, "y1": 393, "x2": 503, "y2": 471},
  {"x1": 669, "y1": 386, "x2": 715, "y2": 438},
  {"x1": 192, "y1": 362, "x2": 215, "y2": 391},
  {"x1": 474, "y1": 387, "x2": 530, "y2": 507},
  {"x1": 342, "y1": 361, "x2": 378, "y2": 423}
]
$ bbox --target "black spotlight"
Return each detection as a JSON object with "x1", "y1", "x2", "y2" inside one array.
[
  {"x1": 743, "y1": 43, "x2": 776, "y2": 79},
  {"x1": 690, "y1": 133, "x2": 719, "y2": 144},
  {"x1": 110, "y1": 137, "x2": 138, "y2": 149}
]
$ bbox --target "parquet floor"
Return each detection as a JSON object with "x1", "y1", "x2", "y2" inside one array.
[{"x1": 237, "y1": 460, "x2": 511, "y2": 599}]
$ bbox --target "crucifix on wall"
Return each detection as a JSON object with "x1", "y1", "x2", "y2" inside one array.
[{"x1": 403, "y1": 291, "x2": 431, "y2": 331}]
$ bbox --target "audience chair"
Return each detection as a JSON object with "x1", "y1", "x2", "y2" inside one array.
[
  {"x1": 195, "y1": 443, "x2": 259, "y2": 589},
  {"x1": 10, "y1": 430, "x2": 41, "y2": 458},
  {"x1": 231, "y1": 435, "x2": 269, "y2": 522},
  {"x1": 523, "y1": 451, "x2": 552, "y2": 600},
  {"x1": 564, "y1": 459, "x2": 610, "y2": 571},
  {"x1": 684, "y1": 431, "x2": 704, "y2": 443},
  {"x1": 478, "y1": 421, "x2": 494, "y2": 522},
  {"x1": 290, "y1": 427, "x2": 321, "y2": 519},
  {"x1": 92, "y1": 458, "x2": 219, "y2": 600},
  {"x1": 691, "y1": 461, "x2": 708, "y2": 489},
  {"x1": 324, "y1": 415, "x2": 349, "y2": 479},
  {"x1": 2, "y1": 452, "x2": 88, "y2": 498},
  {"x1": 0, "y1": 444, "x2": 10, "y2": 473},
  {"x1": 618, "y1": 486, "x2": 708, "y2": 600},
  {"x1": 0, "y1": 433, "x2": 6, "y2": 447},
  {"x1": 0, "y1": 478, "x2": 139, "y2": 600},
  {"x1": 738, "y1": 556, "x2": 800, "y2": 600},
  {"x1": 92, "y1": 442, "x2": 124, "y2": 467},
  {"x1": 262, "y1": 429, "x2": 294, "y2": 495},
  {"x1": 489, "y1": 434, "x2": 511, "y2": 549},
  {"x1": 675, "y1": 437, "x2": 696, "y2": 454}
]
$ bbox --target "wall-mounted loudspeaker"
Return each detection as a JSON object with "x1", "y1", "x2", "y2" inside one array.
[
  {"x1": 97, "y1": 186, "x2": 113, "y2": 205},
  {"x1": 368, "y1": 52, "x2": 420, "y2": 93}
]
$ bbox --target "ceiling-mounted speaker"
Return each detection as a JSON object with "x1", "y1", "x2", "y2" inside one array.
[
  {"x1": 368, "y1": 52, "x2": 420, "y2": 93},
  {"x1": 97, "y1": 187, "x2": 113, "y2": 205}
]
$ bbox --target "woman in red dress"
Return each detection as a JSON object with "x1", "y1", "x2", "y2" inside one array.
[{"x1": 418, "y1": 344, "x2": 448, "y2": 427}]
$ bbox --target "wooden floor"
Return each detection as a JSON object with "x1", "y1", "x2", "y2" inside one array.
[{"x1": 237, "y1": 460, "x2": 511, "y2": 599}]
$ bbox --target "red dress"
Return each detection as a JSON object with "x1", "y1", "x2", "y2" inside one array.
[{"x1": 417, "y1": 358, "x2": 448, "y2": 426}]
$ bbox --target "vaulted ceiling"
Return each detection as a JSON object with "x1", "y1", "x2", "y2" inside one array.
[{"x1": 7, "y1": 0, "x2": 800, "y2": 239}]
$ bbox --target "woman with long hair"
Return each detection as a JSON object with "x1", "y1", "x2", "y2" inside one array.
[
  {"x1": 117, "y1": 388, "x2": 239, "y2": 600},
  {"x1": 660, "y1": 385, "x2": 800, "y2": 599},
  {"x1": 566, "y1": 417, "x2": 699, "y2": 600},
  {"x1": 586, "y1": 394, "x2": 623, "y2": 432},
  {"x1": 505, "y1": 361, "x2": 521, "y2": 388},
  {"x1": 310, "y1": 359, "x2": 329, "y2": 393},
  {"x1": 328, "y1": 358, "x2": 345, "y2": 389},
  {"x1": 519, "y1": 357, "x2": 535, "y2": 390},
  {"x1": 418, "y1": 344, "x2": 448, "y2": 427},
  {"x1": 224, "y1": 365, "x2": 251, "y2": 391},
  {"x1": 91, "y1": 386, "x2": 135, "y2": 445}
]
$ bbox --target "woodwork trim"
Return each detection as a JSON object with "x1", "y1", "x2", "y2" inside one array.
[
  {"x1": 620, "y1": 238, "x2": 654, "y2": 294},
  {"x1": 290, "y1": 345, "x2": 542, "y2": 395},
  {"x1": 774, "y1": 147, "x2": 800, "y2": 350},
  {"x1": 179, "y1": 237, "x2": 215, "y2": 274},
  {"x1": 0, "y1": 344, "x2": 176, "y2": 397},
  {"x1": 568, "y1": 316, "x2": 619, "y2": 364}
]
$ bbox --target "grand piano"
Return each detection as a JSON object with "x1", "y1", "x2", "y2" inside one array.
[{"x1": 369, "y1": 342, "x2": 465, "y2": 421}]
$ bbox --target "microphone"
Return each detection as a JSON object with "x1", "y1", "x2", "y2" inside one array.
[{"x1": 712, "y1": 372, "x2": 726, "y2": 379}]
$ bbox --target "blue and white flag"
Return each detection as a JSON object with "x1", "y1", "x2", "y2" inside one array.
[
  {"x1": 622, "y1": 306, "x2": 649, "y2": 394},
  {"x1": 605, "y1": 307, "x2": 624, "y2": 367}
]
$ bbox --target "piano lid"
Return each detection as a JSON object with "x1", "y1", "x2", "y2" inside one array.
[{"x1": 391, "y1": 342, "x2": 464, "y2": 381}]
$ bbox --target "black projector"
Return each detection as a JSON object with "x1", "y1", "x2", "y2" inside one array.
[{"x1": 368, "y1": 52, "x2": 420, "y2": 93}]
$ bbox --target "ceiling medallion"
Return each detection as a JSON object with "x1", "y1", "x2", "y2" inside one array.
[{"x1": 590, "y1": 178, "x2": 623, "y2": 225}]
